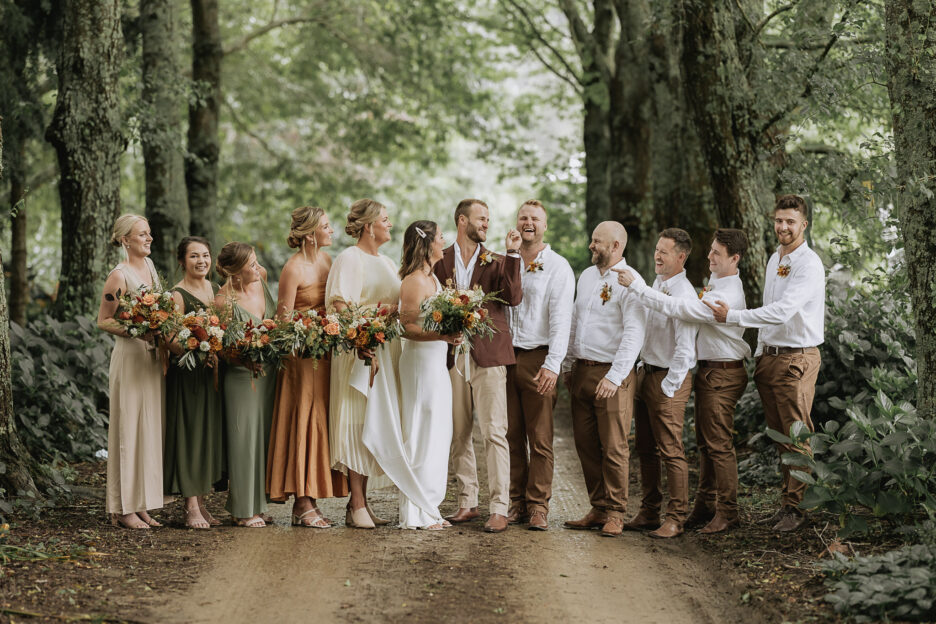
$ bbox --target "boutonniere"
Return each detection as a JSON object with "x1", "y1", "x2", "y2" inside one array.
[
  {"x1": 526, "y1": 260, "x2": 544, "y2": 273},
  {"x1": 777, "y1": 263, "x2": 791, "y2": 278},
  {"x1": 600, "y1": 282, "x2": 612, "y2": 305},
  {"x1": 698, "y1": 285, "x2": 712, "y2": 299},
  {"x1": 479, "y1": 251, "x2": 495, "y2": 266},
  {"x1": 662, "y1": 287, "x2": 671, "y2": 296}
]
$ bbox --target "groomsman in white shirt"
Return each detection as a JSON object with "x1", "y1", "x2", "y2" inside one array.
[
  {"x1": 707, "y1": 194, "x2": 824, "y2": 532},
  {"x1": 624, "y1": 228, "x2": 698, "y2": 539},
  {"x1": 616, "y1": 229, "x2": 751, "y2": 534},
  {"x1": 561, "y1": 221, "x2": 647, "y2": 537},
  {"x1": 505, "y1": 200, "x2": 575, "y2": 531}
]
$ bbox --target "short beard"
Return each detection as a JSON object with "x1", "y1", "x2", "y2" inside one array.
[
  {"x1": 467, "y1": 223, "x2": 485, "y2": 244},
  {"x1": 591, "y1": 250, "x2": 608, "y2": 267}
]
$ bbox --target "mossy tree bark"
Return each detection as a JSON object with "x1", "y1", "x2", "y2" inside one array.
[{"x1": 885, "y1": 0, "x2": 936, "y2": 417}]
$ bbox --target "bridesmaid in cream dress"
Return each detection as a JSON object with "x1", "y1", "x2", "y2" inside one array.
[
  {"x1": 326, "y1": 199, "x2": 401, "y2": 529},
  {"x1": 97, "y1": 215, "x2": 171, "y2": 529}
]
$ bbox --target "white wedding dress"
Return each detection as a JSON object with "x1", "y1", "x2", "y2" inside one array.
[{"x1": 364, "y1": 276, "x2": 453, "y2": 528}]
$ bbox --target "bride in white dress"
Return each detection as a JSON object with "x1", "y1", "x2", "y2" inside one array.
[{"x1": 366, "y1": 220, "x2": 461, "y2": 529}]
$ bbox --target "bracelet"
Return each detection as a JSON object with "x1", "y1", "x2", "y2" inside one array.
[{"x1": 506, "y1": 249, "x2": 519, "y2": 254}]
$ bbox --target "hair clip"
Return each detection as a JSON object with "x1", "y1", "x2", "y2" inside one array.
[{"x1": 415, "y1": 226, "x2": 427, "y2": 239}]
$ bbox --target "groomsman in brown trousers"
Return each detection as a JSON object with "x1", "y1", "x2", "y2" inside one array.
[
  {"x1": 434, "y1": 198, "x2": 523, "y2": 533},
  {"x1": 505, "y1": 200, "x2": 575, "y2": 531},
  {"x1": 707, "y1": 195, "x2": 824, "y2": 532},
  {"x1": 616, "y1": 229, "x2": 751, "y2": 534},
  {"x1": 623, "y1": 228, "x2": 698, "y2": 539},
  {"x1": 562, "y1": 221, "x2": 647, "y2": 537}
]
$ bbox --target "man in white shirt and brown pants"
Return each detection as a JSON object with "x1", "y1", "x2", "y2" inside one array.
[
  {"x1": 707, "y1": 194, "x2": 825, "y2": 532},
  {"x1": 561, "y1": 221, "x2": 647, "y2": 537},
  {"x1": 623, "y1": 228, "x2": 698, "y2": 539},
  {"x1": 616, "y1": 228, "x2": 751, "y2": 534},
  {"x1": 505, "y1": 200, "x2": 575, "y2": 531}
]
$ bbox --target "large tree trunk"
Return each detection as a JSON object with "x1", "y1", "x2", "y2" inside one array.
[
  {"x1": 680, "y1": 0, "x2": 771, "y2": 305},
  {"x1": 186, "y1": 0, "x2": 222, "y2": 251},
  {"x1": 0, "y1": 120, "x2": 40, "y2": 501},
  {"x1": 8, "y1": 134, "x2": 28, "y2": 326},
  {"x1": 582, "y1": 95, "x2": 611, "y2": 236},
  {"x1": 141, "y1": 0, "x2": 190, "y2": 275},
  {"x1": 46, "y1": 0, "x2": 124, "y2": 320},
  {"x1": 885, "y1": 0, "x2": 936, "y2": 417}
]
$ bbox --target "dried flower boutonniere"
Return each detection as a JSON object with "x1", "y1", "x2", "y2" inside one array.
[
  {"x1": 479, "y1": 251, "x2": 494, "y2": 266},
  {"x1": 526, "y1": 260, "x2": 544, "y2": 273},
  {"x1": 777, "y1": 263, "x2": 791, "y2": 278},
  {"x1": 698, "y1": 285, "x2": 712, "y2": 299},
  {"x1": 662, "y1": 286, "x2": 672, "y2": 296},
  {"x1": 600, "y1": 282, "x2": 612, "y2": 305}
]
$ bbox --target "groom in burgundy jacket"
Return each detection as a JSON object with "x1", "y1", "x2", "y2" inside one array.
[{"x1": 434, "y1": 198, "x2": 523, "y2": 533}]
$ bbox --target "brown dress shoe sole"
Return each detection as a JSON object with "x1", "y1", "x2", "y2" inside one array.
[{"x1": 563, "y1": 520, "x2": 605, "y2": 530}]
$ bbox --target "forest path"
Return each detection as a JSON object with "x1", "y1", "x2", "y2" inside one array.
[{"x1": 152, "y1": 408, "x2": 763, "y2": 624}]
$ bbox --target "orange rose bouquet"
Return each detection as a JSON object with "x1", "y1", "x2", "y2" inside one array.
[
  {"x1": 175, "y1": 309, "x2": 226, "y2": 370},
  {"x1": 338, "y1": 304, "x2": 404, "y2": 365},
  {"x1": 223, "y1": 316, "x2": 288, "y2": 375},
  {"x1": 274, "y1": 309, "x2": 345, "y2": 360},
  {"x1": 114, "y1": 285, "x2": 178, "y2": 340},
  {"x1": 421, "y1": 283, "x2": 501, "y2": 355}
]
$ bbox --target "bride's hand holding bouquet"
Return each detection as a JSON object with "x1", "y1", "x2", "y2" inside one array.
[{"x1": 420, "y1": 282, "x2": 501, "y2": 354}]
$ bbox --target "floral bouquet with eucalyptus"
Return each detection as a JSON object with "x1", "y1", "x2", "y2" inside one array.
[
  {"x1": 113, "y1": 285, "x2": 178, "y2": 339},
  {"x1": 421, "y1": 282, "x2": 501, "y2": 354},
  {"x1": 274, "y1": 308, "x2": 345, "y2": 361},
  {"x1": 175, "y1": 309, "x2": 226, "y2": 370}
]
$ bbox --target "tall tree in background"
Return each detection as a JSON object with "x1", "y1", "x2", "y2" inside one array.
[
  {"x1": 186, "y1": 0, "x2": 221, "y2": 251},
  {"x1": 46, "y1": 0, "x2": 124, "y2": 320},
  {"x1": 140, "y1": 0, "x2": 189, "y2": 274},
  {"x1": 885, "y1": 0, "x2": 936, "y2": 417}
]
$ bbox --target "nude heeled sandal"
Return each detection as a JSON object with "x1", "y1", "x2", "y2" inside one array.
[
  {"x1": 346, "y1": 504, "x2": 375, "y2": 529},
  {"x1": 366, "y1": 503, "x2": 390, "y2": 526}
]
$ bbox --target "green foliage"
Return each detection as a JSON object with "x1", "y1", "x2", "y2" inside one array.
[
  {"x1": 821, "y1": 544, "x2": 936, "y2": 622},
  {"x1": 771, "y1": 393, "x2": 936, "y2": 537},
  {"x1": 9, "y1": 315, "x2": 112, "y2": 462}
]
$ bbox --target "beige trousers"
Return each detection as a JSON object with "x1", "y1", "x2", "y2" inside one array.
[{"x1": 450, "y1": 360, "x2": 510, "y2": 516}]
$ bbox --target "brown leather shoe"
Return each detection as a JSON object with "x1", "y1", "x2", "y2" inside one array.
[
  {"x1": 528, "y1": 510, "x2": 548, "y2": 531},
  {"x1": 648, "y1": 519, "x2": 683, "y2": 539},
  {"x1": 506, "y1": 504, "x2": 528, "y2": 525},
  {"x1": 563, "y1": 508, "x2": 607, "y2": 530},
  {"x1": 772, "y1": 507, "x2": 806, "y2": 532},
  {"x1": 623, "y1": 510, "x2": 661, "y2": 531},
  {"x1": 600, "y1": 514, "x2": 625, "y2": 537},
  {"x1": 483, "y1": 513, "x2": 508, "y2": 533},
  {"x1": 445, "y1": 507, "x2": 480, "y2": 524},
  {"x1": 698, "y1": 513, "x2": 740, "y2": 534},
  {"x1": 684, "y1": 501, "x2": 715, "y2": 529}
]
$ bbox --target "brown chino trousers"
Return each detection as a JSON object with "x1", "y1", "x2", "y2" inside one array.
[
  {"x1": 693, "y1": 366, "x2": 749, "y2": 519},
  {"x1": 569, "y1": 362, "x2": 636, "y2": 515},
  {"x1": 753, "y1": 348, "x2": 821, "y2": 508},
  {"x1": 506, "y1": 348, "x2": 556, "y2": 514},
  {"x1": 634, "y1": 368, "x2": 692, "y2": 524}
]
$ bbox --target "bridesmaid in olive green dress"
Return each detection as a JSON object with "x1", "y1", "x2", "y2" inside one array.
[
  {"x1": 165, "y1": 236, "x2": 224, "y2": 529},
  {"x1": 214, "y1": 242, "x2": 277, "y2": 528}
]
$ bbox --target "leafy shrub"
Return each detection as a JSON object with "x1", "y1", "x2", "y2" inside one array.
[
  {"x1": 772, "y1": 392, "x2": 936, "y2": 537},
  {"x1": 9, "y1": 315, "x2": 113, "y2": 462},
  {"x1": 822, "y1": 545, "x2": 936, "y2": 622}
]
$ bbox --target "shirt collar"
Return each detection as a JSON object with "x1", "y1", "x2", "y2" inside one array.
[
  {"x1": 454, "y1": 240, "x2": 481, "y2": 268},
  {"x1": 708, "y1": 273, "x2": 741, "y2": 289},
  {"x1": 598, "y1": 258, "x2": 628, "y2": 278},
  {"x1": 776, "y1": 241, "x2": 810, "y2": 262},
  {"x1": 658, "y1": 269, "x2": 687, "y2": 289}
]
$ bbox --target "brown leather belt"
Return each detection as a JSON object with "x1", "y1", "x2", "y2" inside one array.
[
  {"x1": 762, "y1": 346, "x2": 816, "y2": 356},
  {"x1": 698, "y1": 360, "x2": 744, "y2": 369},
  {"x1": 514, "y1": 345, "x2": 548, "y2": 353},
  {"x1": 642, "y1": 363, "x2": 668, "y2": 374},
  {"x1": 577, "y1": 359, "x2": 610, "y2": 367}
]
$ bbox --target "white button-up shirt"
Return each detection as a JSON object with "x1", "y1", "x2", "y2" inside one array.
[
  {"x1": 726, "y1": 243, "x2": 825, "y2": 356},
  {"x1": 629, "y1": 273, "x2": 751, "y2": 362},
  {"x1": 564, "y1": 259, "x2": 647, "y2": 387},
  {"x1": 507, "y1": 245, "x2": 575, "y2": 375},
  {"x1": 640, "y1": 271, "x2": 698, "y2": 397},
  {"x1": 453, "y1": 240, "x2": 481, "y2": 290}
]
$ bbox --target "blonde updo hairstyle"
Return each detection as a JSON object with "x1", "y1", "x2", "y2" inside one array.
[
  {"x1": 344, "y1": 198, "x2": 386, "y2": 239},
  {"x1": 287, "y1": 205, "x2": 326, "y2": 251},
  {"x1": 110, "y1": 214, "x2": 148, "y2": 249},
  {"x1": 216, "y1": 241, "x2": 255, "y2": 282}
]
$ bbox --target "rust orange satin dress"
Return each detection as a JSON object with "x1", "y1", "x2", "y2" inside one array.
[{"x1": 266, "y1": 282, "x2": 349, "y2": 501}]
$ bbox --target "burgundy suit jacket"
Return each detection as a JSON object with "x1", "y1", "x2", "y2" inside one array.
[{"x1": 433, "y1": 244, "x2": 522, "y2": 369}]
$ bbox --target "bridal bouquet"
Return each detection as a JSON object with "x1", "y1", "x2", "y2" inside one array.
[
  {"x1": 222, "y1": 316, "x2": 288, "y2": 375},
  {"x1": 421, "y1": 283, "x2": 501, "y2": 352},
  {"x1": 274, "y1": 308, "x2": 345, "y2": 360},
  {"x1": 175, "y1": 309, "x2": 226, "y2": 370},
  {"x1": 338, "y1": 304, "x2": 404, "y2": 364},
  {"x1": 113, "y1": 285, "x2": 178, "y2": 339}
]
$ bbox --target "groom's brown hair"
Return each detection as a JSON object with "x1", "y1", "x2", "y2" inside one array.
[{"x1": 454, "y1": 198, "x2": 488, "y2": 227}]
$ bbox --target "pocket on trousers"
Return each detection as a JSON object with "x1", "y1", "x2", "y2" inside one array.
[{"x1": 786, "y1": 355, "x2": 806, "y2": 380}]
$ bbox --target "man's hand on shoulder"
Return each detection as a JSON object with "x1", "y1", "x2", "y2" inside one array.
[{"x1": 702, "y1": 299, "x2": 729, "y2": 323}]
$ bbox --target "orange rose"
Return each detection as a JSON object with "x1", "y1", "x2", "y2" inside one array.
[
  {"x1": 141, "y1": 294, "x2": 156, "y2": 306},
  {"x1": 118, "y1": 311, "x2": 131, "y2": 320},
  {"x1": 209, "y1": 315, "x2": 220, "y2": 326},
  {"x1": 260, "y1": 334, "x2": 271, "y2": 345},
  {"x1": 346, "y1": 328, "x2": 358, "y2": 340},
  {"x1": 432, "y1": 310, "x2": 443, "y2": 323},
  {"x1": 209, "y1": 336, "x2": 222, "y2": 351},
  {"x1": 186, "y1": 337, "x2": 199, "y2": 350},
  {"x1": 302, "y1": 316, "x2": 314, "y2": 328},
  {"x1": 325, "y1": 323, "x2": 340, "y2": 336},
  {"x1": 262, "y1": 319, "x2": 276, "y2": 330},
  {"x1": 155, "y1": 309, "x2": 170, "y2": 322},
  {"x1": 375, "y1": 332, "x2": 385, "y2": 343},
  {"x1": 478, "y1": 308, "x2": 488, "y2": 320},
  {"x1": 183, "y1": 316, "x2": 200, "y2": 328}
]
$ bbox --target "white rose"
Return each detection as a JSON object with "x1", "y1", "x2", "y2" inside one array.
[
  {"x1": 129, "y1": 328, "x2": 139, "y2": 336},
  {"x1": 178, "y1": 328, "x2": 191, "y2": 340},
  {"x1": 208, "y1": 326, "x2": 224, "y2": 339},
  {"x1": 199, "y1": 341, "x2": 211, "y2": 352}
]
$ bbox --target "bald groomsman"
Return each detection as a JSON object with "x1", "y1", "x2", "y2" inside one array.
[
  {"x1": 617, "y1": 228, "x2": 751, "y2": 534},
  {"x1": 562, "y1": 222, "x2": 647, "y2": 537},
  {"x1": 623, "y1": 228, "x2": 698, "y2": 539},
  {"x1": 505, "y1": 200, "x2": 575, "y2": 531},
  {"x1": 707, "y1": 194, "x2": 824, "y2": 532}
]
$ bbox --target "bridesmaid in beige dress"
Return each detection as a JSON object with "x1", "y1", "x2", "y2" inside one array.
[
  {"x1": 326, "y1": 199, "x2": 402, "y2": 529},
  {"x1": 267, "y1": 206, "x2": 349, "y2": 527},
  {"x1": 96, "y1": 214, "x2": 171, "y2": 529}
]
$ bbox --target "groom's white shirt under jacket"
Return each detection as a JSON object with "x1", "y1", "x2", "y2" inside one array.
[{"x1": 507, "y1": 244, "x2": 575, "y2": 375}]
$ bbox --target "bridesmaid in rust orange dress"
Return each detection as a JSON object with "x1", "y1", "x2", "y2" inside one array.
[{"x1": 267, "y1": 206, "x2": 349, "y2": 527}]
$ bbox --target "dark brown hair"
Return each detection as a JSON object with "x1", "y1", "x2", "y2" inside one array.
[
  {"x1": 659, "y1": 227, "x2": 692, "y2": 256},
  {"x1": 216, "y1": 242, "x2": 254, "y2": 280},
  {"x1": 775, "y1": 194, "x2": 808, "y2": 219},
  {"x1": 176, "y1": 236, "x2": 212, "y2": 265},
  {"x1": 399, "y1": 221, "x2": 439, "y2": 279},
  {"x1": 712, "y1": 228, "x2": 748, "y2": 258},
  {"x1": 454, "y1": 198, "x2": 487, "y2": 227}
]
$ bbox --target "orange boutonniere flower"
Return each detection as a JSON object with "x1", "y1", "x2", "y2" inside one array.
[
  {"x1": 600, "y1": 283, "x2": 612, "y2": 305},
  {"x1": 698, "y1": 285, "x2": 712, "y2": 299},
  {"x1": 479, "y1": 251, "x2": 494, "y2": 266},
  {"x1": 526, "y1": 260, "x2": 544, "y2": 273},
  {"x1": 777, "y1": 263, "x2": 791, "y2": 278}
]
